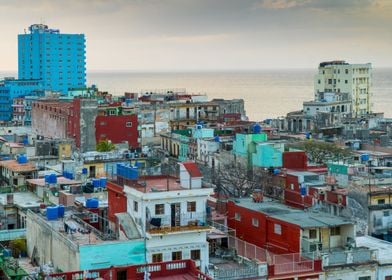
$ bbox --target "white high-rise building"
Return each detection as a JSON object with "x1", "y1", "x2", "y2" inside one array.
[{"x1": 314, "y1": 61, "x2": 372, "y2": 117}]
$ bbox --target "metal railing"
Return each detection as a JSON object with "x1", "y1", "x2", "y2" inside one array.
[
  {"x1": 147, "y1": 212, "x2": 208, "y2": 233},
  {"x1": 324, "y1": 248, "x2": 377, "y2": 267},
  {"x1": 273, "y1": 253, "x2": 315, "y2": 275}
]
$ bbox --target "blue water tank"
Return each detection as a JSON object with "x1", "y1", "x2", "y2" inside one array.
[
  {"x1": 273, "y1": 169, "x2": 281, "y2": 175},
  {"x1": 214, "y1": 136, "x2": 221, "y2": 142},
  {"x1": 361, "y1": 154, "x2": 370, "y2": 161},
  {"x1": 82, "y1": 168, "x2": 88, "y2": 175},
  {"x1": 23, "y1": 136, "x2": 29, "y2": 145},
  {"x1": 49, "y1": 174, "x2": 57, "y2": 184},
  {"x1": 305, "y1": 131, "x2": 311, "y2": 139},
  {"x1": 100, "y1": 177, "x2": 107, "y2": 188},
  {"x1": 45, "y1": 175, "x2": 50, "y2": 183},
  {"x1": 300, "y1": 185, "x2": 307, "y2": 196},
  {"x1": 63, "y1": 171, "x2": 68, "y2": 179},
  {"x1": 46, "y1": 206, "x2": 58, "y2": 220},
  {"x1": 17, "y1": 154, "x2": 28, "y2": 164},
  {"x1": 58, "y1": 205, "x2": 65, "y2": 218},
  {"x1": 86, "y1": 198, "x2": 99, "y2": 208},
  {"x1": 68, "y1": 173, "x2": 74, "y2": 180},
  {"x1": 252, "y1": 124, "x2": 262, "y2": 134},
  {"x1": 92, "y1": 179, "x2": 100, "y2": 188}
]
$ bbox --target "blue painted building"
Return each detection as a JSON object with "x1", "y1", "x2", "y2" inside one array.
[
  {"x1": 18, "y1": 24, "x2": 86, "y2": 94},
  {"x1": 0, "y1": 78, "x2": 44, "y2": 122}
]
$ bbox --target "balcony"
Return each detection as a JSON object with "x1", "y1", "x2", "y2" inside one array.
[{"x1": 147, "y1": 212, "x2": 209, "y2": 234}]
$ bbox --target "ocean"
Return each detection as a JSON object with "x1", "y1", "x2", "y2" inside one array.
[{"x1": 1, "y1": 69, "x2": 391, "y2": 121}]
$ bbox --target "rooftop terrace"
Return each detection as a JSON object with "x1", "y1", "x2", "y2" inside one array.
[{"x1": 234, "y1": 198, "x2": 353, "y2": 229}]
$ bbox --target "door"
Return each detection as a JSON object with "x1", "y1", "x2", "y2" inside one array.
[
  {"x1": 117, "y1": 270, "x2": 127, "y2": 280},
  {"x1": 171, "y1": 203, "x2": 181, "y2": 227},
  {"x1": 89, "y1": 166, "x2": 96, "y2": 178}
]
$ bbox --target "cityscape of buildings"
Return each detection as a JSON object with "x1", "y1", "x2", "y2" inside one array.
[{"x1": 0, "y1": 22, "x2": 390, "y2": 280}]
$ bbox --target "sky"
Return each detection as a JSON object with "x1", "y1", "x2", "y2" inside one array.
[{"x1": 0, "y1": 0, "x2": 391, "y2": 71}]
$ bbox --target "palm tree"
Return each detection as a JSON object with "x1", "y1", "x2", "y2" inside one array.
[{"x1": 96, "y1": 140, "x2": 115, "y2": 152}]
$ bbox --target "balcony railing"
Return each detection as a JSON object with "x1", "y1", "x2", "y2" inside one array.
[
  {"x1": 147, "y1": 212, "x2": 209, "y2": 234},
  {"x1": 323, "y1": 248, "x2": 378, "y2": 267}
]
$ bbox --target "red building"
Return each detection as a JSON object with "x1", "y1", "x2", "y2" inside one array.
[
  {"x1": 95, "y1": 114, "x2": 139, "y2": 147},
  {"x1": 107, "y1": 181, "x2": 127, "y2": 224},
  {"x1": 95, "y1": 102, "x2": 139, "y2": 147}
]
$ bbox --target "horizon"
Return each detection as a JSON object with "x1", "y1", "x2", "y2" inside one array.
[{"x1": 1, "y1": 0, "x2": 392, "y2": 71}]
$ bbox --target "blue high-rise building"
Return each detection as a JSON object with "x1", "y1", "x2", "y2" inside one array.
[
  {"x1": 0, "y1": 78, "x2": 44, "y2": 122},
  {"x1": 18, "y1": 24, "x2": 86, "y2": 94}
]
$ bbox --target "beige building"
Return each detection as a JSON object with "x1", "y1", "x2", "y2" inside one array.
[{"x1": 314, "y1": 61, "x2": 372, "y2": 117}]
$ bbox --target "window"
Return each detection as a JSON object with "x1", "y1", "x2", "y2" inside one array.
[
  {"x1": 309, "y1": 229, "x2": 317, "y2": 239},
  {"x1": 89, "y1": 213, "x2": 98, "y2": 223},
  {"x1": 187, "y1": 201, "x2": 196, "y2": 212},
  {"x1": 191, "y1": 249, "x2": 200, "y2": 260},
  {"x1": 155, "y1": 204, "x2": 164, "y2": 215},
  {"x1": 345, "y1": 80, "x2": 348, "y2": 84},
  {"x1": 126, "y1": 121, "x2": 132, "y2": 127},
  {"x1": 330, "y1": 227, "x2": 340, "y2": 236},
  {"x1": 133, "y1": 201, "x2": 138, "y2": 212},
  {"x1": 358, "y1": 277, "x2": 371, "y2": 280},
  {"x1": 152, "y1": 253, "x2": 163, "y2": 263},
  {"x1": 384, "y1": 211, "x2": 390, "y2": 217},
  {"x1": 235, "y1": 212, "x2": 241, "y2": 221},
  {"x1": 252, "y1": 218, "x2": 259, "y2": 227},
  {"x1": 274, "y1": 224, "x2": 282, "y2": 235},
  {"x1": 172, "y1": 251, "x2": 182, "y2": 261},
  {"x1": 378, "y1": 199, "x2": 385, "y2": 205},
  {"x1": 345, "y1": 69, "x2": 349, "y2": 74},
  {"x1": 385, "y1": 276, "x2": 392, "y2": 280}
]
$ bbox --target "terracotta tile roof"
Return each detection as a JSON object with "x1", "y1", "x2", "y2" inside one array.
[
  {"x1": 0, "y1": 160, "x2": 37, "y2": 172},
  {"x1": 181, "y1": 162, "x2": 202, "y2": 178}
]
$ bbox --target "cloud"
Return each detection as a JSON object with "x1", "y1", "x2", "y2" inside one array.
[{"x1": 258, "y1": 0, "x2": 312, "y2": 9}]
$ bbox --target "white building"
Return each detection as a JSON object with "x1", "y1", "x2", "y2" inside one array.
[
  {"x1": 123, "y1": 162, "x2": 213, "y2": 272},
  {"x1": 315, "y1": 60, "x2": 372, "y2": 117}
]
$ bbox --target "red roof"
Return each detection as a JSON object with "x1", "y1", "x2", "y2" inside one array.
[{"x1": 182, "y1": 162, "x2": 202, "y2": 178}]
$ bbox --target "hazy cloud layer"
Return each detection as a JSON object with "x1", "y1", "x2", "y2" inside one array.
[{"x1": 0, "y1": 0, "x2": 391, "y2": 70}]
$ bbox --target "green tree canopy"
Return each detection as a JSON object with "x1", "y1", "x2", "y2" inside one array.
[{"x1": 96, "y1": 140, "x2": 116, "y2": 152}]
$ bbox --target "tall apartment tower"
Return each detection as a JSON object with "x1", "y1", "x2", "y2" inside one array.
[
  {"x1": 18, "y1": 24, "x2": 86, "y2": 94},
  {"x1": 314, "y1": 61, "x2": 372, "y2": 117}
]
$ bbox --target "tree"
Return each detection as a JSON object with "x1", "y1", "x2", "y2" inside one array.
[
  {"x1": 216, "y1": 162, "x2": 263, "y2": 198},
  {"x1": 96, "y1": 140, "x2": 115, "y2": 152},
  {"x1": 9, "y1": 238, "x2": 27, "y2": 258},
  {"x1": 302, "y1": 141, "x2": 352, "y2": 164}
]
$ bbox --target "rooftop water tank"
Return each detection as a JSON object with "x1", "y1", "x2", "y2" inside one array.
[
  {"x1": 99, "y1": 177, "x2": 107, "y2": 188},
  {"x1": 46, "y1": 206, "x2": 58, "y2": 220},
  {"x1": 92, "y1": 179, "x2": 100, "y2": 188},
  {"x1": 361, "y1": 154, "x2": 370, "y2": 162},
  {"x1": 17, "y1": 154, "x2": 28, "y2": 164},
  {"x1": 82, "y1": 168, "x2": 88, "y2": 175},
  {"x1": 252, "y1": 124, "x2": 262, "y2": 134},
  {"x1": 58, "y1": 205, "x2": 65, "y2": 218},
  {"x1": 86, "y1": 198, "x2": 99, "y2": 208}
]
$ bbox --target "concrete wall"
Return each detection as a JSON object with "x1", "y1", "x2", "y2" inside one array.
[
  {"x1": 26, "y1": 211, "x2": 80, "y2": 272},
  {"x1": 79, "y1": 99, "x2": 98, "y2": 152}
]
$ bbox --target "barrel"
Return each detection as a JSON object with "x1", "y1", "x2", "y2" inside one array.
[
  {"x1": 58, "y1": 205, "x2": 65, "y2": 218},
  {"x1": 92, "y1": 179, "x2": 100, "y2": 188},
  {"x1": 46, "y1": 206, "x2": 58, "y2": 220},
  {"x1": 99, "y1": 177, "x2": 107, "y2": 188},
  {"x1": 86, "y1": 198, "x2": 99, "y2": 208}
]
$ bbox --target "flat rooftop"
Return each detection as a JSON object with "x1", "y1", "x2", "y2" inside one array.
[
  {"x1": 35, "y1": 208, "x2": 105, "y2": 245},
  {"x1": 234, "y1": 198, "x2": 353, "y2": 229},
  {"x1": 0, "y1": 192, "x2": 42, "y2": 208},
  {"x1": 357, "y1": 235, "x2": 392, "y2": 264},
  {"x1": 0, "y1": 160, "x2": 37, "y2": 172},
  {"x1": 26, "y1": 176, "x2": 81, "y2": 187}
]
